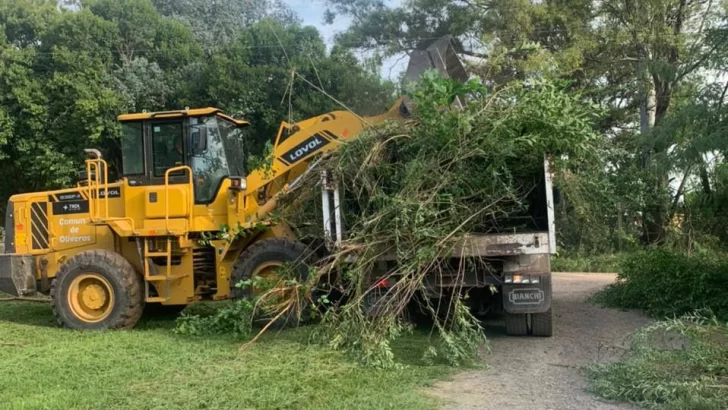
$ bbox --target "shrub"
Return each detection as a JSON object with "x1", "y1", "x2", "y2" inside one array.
[
  {"x1": 593, "y1": 250, "x2": 728, "y2": 320},
  {"x1": 551, "y1": 253, "x2": 625, "y2": 272},
  {"x1": 174, "y1": 299, "x2": 254, "y2": 338}
]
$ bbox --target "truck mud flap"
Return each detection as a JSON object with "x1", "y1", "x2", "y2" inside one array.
[
  {"x1": 502, "y1": 274, "x2": 552, "y2": 314},
  {"x1": 0, "y1": 255, "x2": 36, "y2": 296}
]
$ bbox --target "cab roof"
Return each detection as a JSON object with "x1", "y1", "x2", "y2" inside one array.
[{"x1": 117, "y1": 107, "x2": 249, "y2": 127}]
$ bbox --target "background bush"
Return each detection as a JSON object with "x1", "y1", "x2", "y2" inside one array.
[
  {"x1": 593, "y1": 251, "x2": 728, "y2": 320},
  {"x1": 551, "y1": 253, "x2": 625, "y2": 273}
]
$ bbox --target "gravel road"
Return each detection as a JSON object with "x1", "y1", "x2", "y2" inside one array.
[{"x1": 428, "y1": 272, "x2": 651, "y2": 410}]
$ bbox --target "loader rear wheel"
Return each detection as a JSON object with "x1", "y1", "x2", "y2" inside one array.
[
  {"x1": 231, "y1": 238, "x2": 313, "y2": 328},
  {"x1": 51, "y1": 250, "x2": 143, "y2": 330}
]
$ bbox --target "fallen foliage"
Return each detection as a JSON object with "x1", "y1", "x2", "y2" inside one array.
[{"x1": 588, "y1": 312, "x2": 728, "y2": 409}]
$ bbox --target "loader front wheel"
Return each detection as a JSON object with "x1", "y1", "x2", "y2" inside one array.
[
  {"x1": 51, "y1": 250, "x2": 143, "y2": 330},
  {"x1": 231, "y1": 238, "x2": 314, "y2": 328}
]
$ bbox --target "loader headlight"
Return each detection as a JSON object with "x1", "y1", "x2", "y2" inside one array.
[{"x1": 229, "y1": 177, "x2": 247, "y2": 191}]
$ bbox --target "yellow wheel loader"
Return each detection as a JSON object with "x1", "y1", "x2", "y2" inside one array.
[{"x1": 0, "y1": 37, "x2": 557, "y2": 336}]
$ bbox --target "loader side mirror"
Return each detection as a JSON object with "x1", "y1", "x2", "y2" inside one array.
[{"x1": 191, "y1": 126, "x2": 208, "y2": 156}]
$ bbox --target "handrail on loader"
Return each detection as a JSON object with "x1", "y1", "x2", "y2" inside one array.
[
  {"x1": 84, "y1": 150, "x2": 109, "y2": 222},
  {"x1": 164, "y1": 166, "x2": 194, "y2": 234}
]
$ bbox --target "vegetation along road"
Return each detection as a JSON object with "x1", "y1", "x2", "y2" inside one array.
[{"x1": 430, "y1": 272, "x2": 651, "y2": 410}]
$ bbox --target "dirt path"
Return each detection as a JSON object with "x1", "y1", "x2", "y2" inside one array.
[{"x1": 428, "y1": 272, "x2": 650, "y2": 410}]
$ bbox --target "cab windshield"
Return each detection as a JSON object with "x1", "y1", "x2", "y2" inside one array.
[{"x1": 190, "y1": 115, "x2": 247, "y2": 203}]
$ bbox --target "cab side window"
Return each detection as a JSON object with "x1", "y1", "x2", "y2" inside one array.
[
  {"x1": 121, "y1": 122, "x2": 144, "y2": 175},
  {"x1": 152, "y1": 122, "x2": 184, "y2": 176}
]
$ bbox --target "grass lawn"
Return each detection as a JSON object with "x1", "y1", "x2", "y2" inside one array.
[{"x1": 0, "y1": 299, "x2": 454, "y2": 410}]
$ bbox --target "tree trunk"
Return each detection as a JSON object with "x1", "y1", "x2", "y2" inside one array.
[
  {"x1": 638, "y1": 63, "x2": 667, "y2": 244},
  {"x1": 617, "y1": 202, "x2": 623, "y2": 252},
  {"x1": 639, "y1": 81, "x2": 656, "y2": 167},
  {"x1": 700, "y1": 164, "x2": 712, "y2": 194}
]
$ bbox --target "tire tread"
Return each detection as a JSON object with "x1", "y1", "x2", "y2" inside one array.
[
  {"x1": 530, "y1": 308, "x2": 553, "y2": 337},
  {"x1": 505, "y1": 313, "x2": 528, "y2": 336},
  {"x1": 51, "y1": 249, "x2": 143, "y2": 330}
]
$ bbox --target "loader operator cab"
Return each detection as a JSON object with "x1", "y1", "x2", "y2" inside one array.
[{"x1": 118, "y1": 108, "x2": 250, "y2": 203}]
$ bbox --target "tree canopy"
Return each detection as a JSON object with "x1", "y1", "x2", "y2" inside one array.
[{"x1": 0, "y1": 0, "x2": 394, "y2": 205}]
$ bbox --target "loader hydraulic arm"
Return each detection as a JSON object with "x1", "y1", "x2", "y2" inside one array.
[{"x1": 243, "y1": 99, "x2": 406, "y2": 200}]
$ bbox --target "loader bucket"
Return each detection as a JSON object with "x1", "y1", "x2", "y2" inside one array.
[
  {"x1": 0, "y1": 255, "x2": 36, "y2": 296},
  {"x1": 404, "y1": 35, "x2": 469, "y2": 84},
  {"x1": 403, "y1": 35, "x2": 469, "y2": 109}
]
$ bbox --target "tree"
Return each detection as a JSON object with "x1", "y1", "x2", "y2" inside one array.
[
  {"x1": 0, "y1": 1, "x2": 123, "y2": 198},
  {"x1": 151, "y1": 0, "x2": 296, "y2": 52},
  {"x1": 587, "y1": 0, "x2": 722, "y2": 243},
  {"x1": 189, "y1": 19, "x2": 395, "y2": 153}
]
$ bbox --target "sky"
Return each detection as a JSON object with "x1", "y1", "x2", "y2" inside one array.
[
  {"x1": 283, "y1": 0, "x2": 350, "y2": 43},
  {"x1": 282, "y1": 0, "x2": 407, "y2": 79}
]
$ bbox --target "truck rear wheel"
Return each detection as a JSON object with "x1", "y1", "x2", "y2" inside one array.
[
  {"x1": 51, "y1": 250, "x2": 143, "y2": 330},
  {"x1": 505, "y1": 313, "x2": 528, "y2": 336},
  {"x1": 231, "y1": 238, "x2": 313, "y2": 328},
  {"x1": 530, "y1": 309, "x2": 553, "y2": 337}
]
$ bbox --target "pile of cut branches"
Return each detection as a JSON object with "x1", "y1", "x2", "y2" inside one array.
[
  {"x1": 178, "y1": 73, "x2": 602, "y2": 368},
  {"x1": 287, "y1": 73, "x2": 601, "y2": 366}
]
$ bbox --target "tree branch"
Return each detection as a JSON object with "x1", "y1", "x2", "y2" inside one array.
[
  {"x1": 718, "y1": 77, "x2": 728, "y2": 111},
  {"x1": 675, "y1": 41, "x2": 721, "y2": 83},
  {"x1": 670, "y1": 165, "x2": 692, "y2": 219}
]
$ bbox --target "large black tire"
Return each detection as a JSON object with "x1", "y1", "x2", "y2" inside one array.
[
  {"x1": 231, "y1": 238, "x2": 313, "y2": 327},
  {"x1": 530, "y1": 309, "x2": 553, "y2": 337},
  {"x1": 51, "y1": 250, "x2": 144, "y2": 330},
  {"x1": 505, "y1": 313, "x2": 528, "y2": 336}
]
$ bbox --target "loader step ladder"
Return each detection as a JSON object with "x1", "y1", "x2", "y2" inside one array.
[{"x1": 141, "y1": 236, "x2": 187, "y2": 303}]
